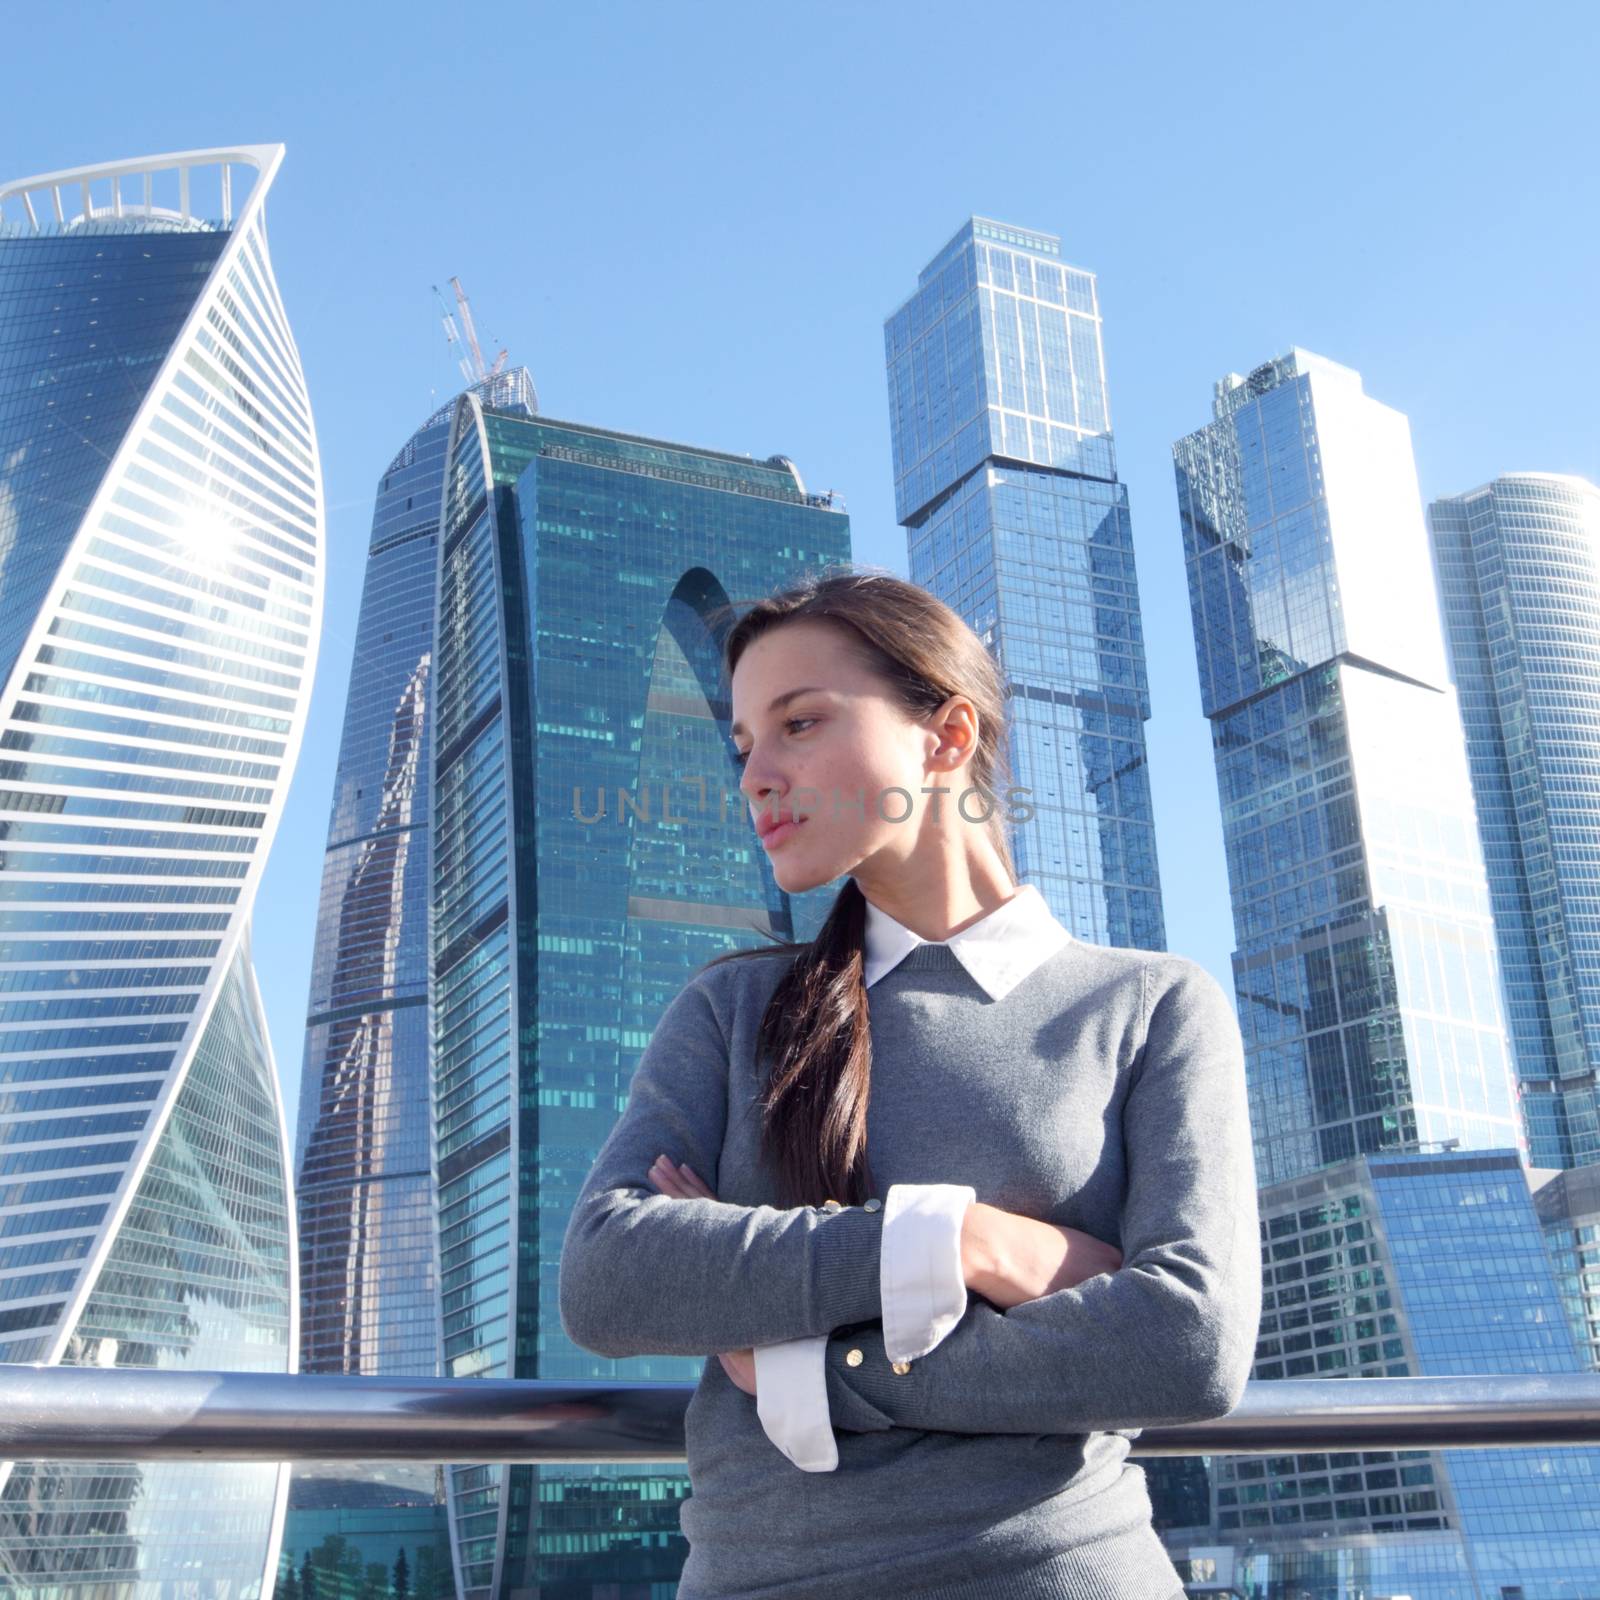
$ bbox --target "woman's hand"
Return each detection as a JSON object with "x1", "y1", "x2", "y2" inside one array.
[
  {"x1": 647, "y1": 1156, "x2": 757, "y2": 1396},
  {"x1": 713, "y1": 1347, "x2": 757, "y2": 1394},
  {"x1": 959, "y1": 1201, "x2": 1123, "y2": 1311}
]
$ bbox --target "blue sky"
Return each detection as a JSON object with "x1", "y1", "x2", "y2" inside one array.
[{"x1": 5, "y1": 0, "x2": 1596, "y2": 1138}]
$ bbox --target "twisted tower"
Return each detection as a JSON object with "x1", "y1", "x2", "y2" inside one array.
[{"x1": 0, "y1": 145, "x2": 321, "y2": 1593}]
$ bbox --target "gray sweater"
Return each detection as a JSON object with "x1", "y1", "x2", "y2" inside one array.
[{"x1": 558, "y1": 936, "x2": 1260, "y2": 1600}]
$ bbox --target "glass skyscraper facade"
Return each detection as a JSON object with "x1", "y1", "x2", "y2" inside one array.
[
  {"x1": 1170, "y1": 352, "x2": 1600, "y2": 1596},
  {"x1": 885, "y1": 217, "x2": 1164, "y2": 949},
  {"x1": 1172, "y1": 349, "x2": 1522, "y2": 1188},
  {"x1": 1428, "y1": 474, "x2": 1600, "y2": 1169},
  {"x1": 0, "y1": 147, "x2": 320, "y2": 1594},
  {"x1": 1536, "y1": 1163, "x2": 1600, "y2": 1374},
  {"x1": 1428, "y1": 475, "x2": 1600, "y2": 1403},
  {"x1": 1194, "y1": 1150, "x2": 1600, "y2": 1597},
  {"x1": 430, "y1": 393, "x2": 849, "y2": 1599},
  {"x1": 286, "y1": 369, "x2": 537, "y2": 1599},
  {"x1": 296, "y1": 378, "x2": 527, "y2": 1382}
]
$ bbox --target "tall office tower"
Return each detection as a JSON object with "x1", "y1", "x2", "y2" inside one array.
[
  {"x1": 430, "y1": 394, "x2": 849, "y2": 1599},
  {"x1": 1173, "y1": 348, "x2": 1522, "y2": 1187},
  {"x1": 1171, "y1": 354, "x2": 1600, "y2": 1596},
  {"x1": 0, "y1": 147, "x2": 320, "y2": 1592},
  {"x1": 287, "y1": 369, "x2": 536, "y2": 1596},
  {"x1": 1428, "y1": 474, "x2": 1600, "y2": 1169},
  {"x1": 297, "y1": 367, "x2": 533, "y2": 1379},
  {"x1": 885, "y1": 217, "x2": 1164, "y2": 949},
  {"x1": 1428, "y1": 477, "x2": 1600, "y2": 1396}
]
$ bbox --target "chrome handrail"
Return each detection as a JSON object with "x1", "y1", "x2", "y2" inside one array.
[{"x1": 1, "y1": 1367, "x2": 1598, "y2": 1461}]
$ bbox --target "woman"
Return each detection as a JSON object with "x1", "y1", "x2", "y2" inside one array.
[{"x1": 559, "y1": 570, "x2": 1260, "y2": 1599}]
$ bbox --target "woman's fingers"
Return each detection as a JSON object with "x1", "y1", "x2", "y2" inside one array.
[
  {"x1": 678, "y1": 1162, "x2": 718, "y2": 1200},
  {"x1": 647, "y1": 1154, "x2": 719, "y2": 1202},
  {"x1": 647, "y1": 1155, "x2": 696, "y2": 1199}
]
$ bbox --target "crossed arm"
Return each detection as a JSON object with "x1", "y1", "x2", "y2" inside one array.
[
  {"x1": 558, "y1": 956, "x2": 1261, "y2": 1443},
  {"x1": 557, "y1": 971, "x2": 888, "y2": 1358}
]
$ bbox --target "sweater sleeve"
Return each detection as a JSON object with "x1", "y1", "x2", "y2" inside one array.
[
  {"x1": 557, "y1": 966, "x2": 885, "y2": 1359},
  {"x1": 822, "y1": 956, "x2": 1261, "y2": 1436}
]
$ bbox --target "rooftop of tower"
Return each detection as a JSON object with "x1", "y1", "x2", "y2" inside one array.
[
  {"x1": 916, "y1": 215, "x2": 1066, "y2": 287},
  {"x1": 1430, "y1": 470, "x2": 1600, "y2": 506},
  {"x1": 0, "y1": 145, "x2": 281, "y2": 237},
  {"x1": 888, "y1": 215, "x2": 1099, "y2": 325},
  {"x1": 1211, "y1": 346, "x2": 1365, "y2": 418},
  {"x1": 473, "y1": 401, "x2": 846, "y2": 510}
]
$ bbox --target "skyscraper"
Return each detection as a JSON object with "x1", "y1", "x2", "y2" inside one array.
[
  {"x1": 1171, "y1": 352, "x2": 1600, "y2": 1596},
  {"x1": 0, "y1": 146, "x2": 319, "y2": 1592},
  {"x1": 288, "y1": 368, "x2": 536, "y2": 1596},
  {"x1": 884, "y1": 217, "x2": 1165, "y2": 949},
  {"x1": 1428, "y1": 474, "x2": 1600, "y2": 1169},
  {"x1": 1172, "y1": 348, "x2": 1522, "y2": 1187},
  {"x1": 1429, "y1": 474, "x2": 1600, "y2": 1393},
  {"x1": 429, "y1": 394, "x2": 849, "y2": 1598},
  {"x1": 297, "y1": 366, "x2": 537, "y2": 1379}
]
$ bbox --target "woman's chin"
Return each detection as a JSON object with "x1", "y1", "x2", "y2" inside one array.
[
  {"x1": 771, "y1": 859, "x2": 818, "y2": 894},
  {"x1": 770, "y1": 841, "x2": 839, "y2": 895}
]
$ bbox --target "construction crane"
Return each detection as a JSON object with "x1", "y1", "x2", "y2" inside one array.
[{"x1": 433, "y1": 277, "x2": 508, "y2": 386}]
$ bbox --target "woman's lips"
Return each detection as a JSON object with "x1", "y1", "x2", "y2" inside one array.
[{"x1": 760, "y1": 816, "x2": 807, "y2": 849}]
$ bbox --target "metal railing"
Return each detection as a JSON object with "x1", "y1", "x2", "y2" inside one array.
[{"x1": 2, "y1": 1366, "x2": 1598, "y2": 1462}]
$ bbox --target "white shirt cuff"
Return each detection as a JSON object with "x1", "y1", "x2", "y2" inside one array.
[
  {"x1": 881, "y1": 1182, "x2": 975, "y2": 1364},
  {"x1": 752, "y1": 1336, "x2": 837, "y2": 1472}
]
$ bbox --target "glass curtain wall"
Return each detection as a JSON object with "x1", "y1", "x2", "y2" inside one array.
[
  {"x1": 1429, "y1": 474, "x2": 1600, "y2": 1169},
  {"x1": 287, "y1": 369, "x2": 536, "y2": 1599},
  {"x1": 1172, "y1": 349, "x2": 1521, "y2": 1188}
]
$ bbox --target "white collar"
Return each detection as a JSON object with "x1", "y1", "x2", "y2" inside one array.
[{"x1": 860, "y1": 882, "x2": 1072, "y2": 1002}]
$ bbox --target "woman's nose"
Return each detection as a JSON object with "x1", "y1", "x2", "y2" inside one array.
[
  {"x1": 743, "y1": 775, "x2": 782, "y2": 812},
  {"x1": 738, "y1": 750, "x2": 781, "y2": 801}
]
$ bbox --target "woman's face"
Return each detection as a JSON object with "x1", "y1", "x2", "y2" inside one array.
[{"x1": 729, "y1": 620, "x2": 972, "y2": 895}]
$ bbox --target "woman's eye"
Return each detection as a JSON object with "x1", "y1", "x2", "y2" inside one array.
[{"x1": 732, "y1": 718, "x2": 815, "y2": 768}]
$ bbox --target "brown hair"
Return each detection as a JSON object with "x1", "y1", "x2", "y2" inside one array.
[{"x1": 702, "y1": 569, "x2": 1018, "y2": 1208}]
